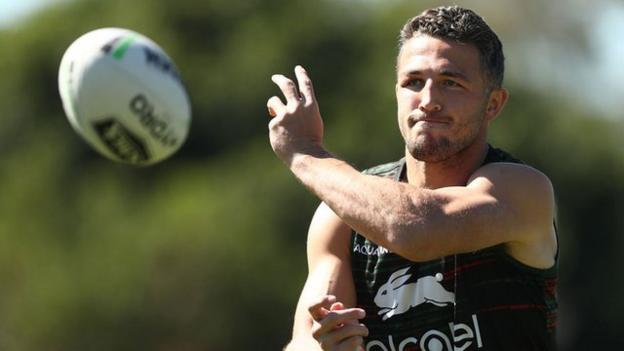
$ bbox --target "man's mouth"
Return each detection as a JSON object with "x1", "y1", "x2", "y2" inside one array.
[
  {"x1": 408, "y1": 114, "x2": 450, "y2": 128},
  {"x1": 409, "y1": 118, "x2": 449, "y2": 129}
]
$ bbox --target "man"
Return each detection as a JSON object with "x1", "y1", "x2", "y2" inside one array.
[{"x1": 268, "y1": 6, "x2": 558, "y2": 351}]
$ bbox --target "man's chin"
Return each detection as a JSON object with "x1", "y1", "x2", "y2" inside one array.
[
  {"x1": 409, "y1": 152, "x2": 451, "y2": 163},
  {"x1": 406, "y1": 142, "x2": 454, "y2": 163}
]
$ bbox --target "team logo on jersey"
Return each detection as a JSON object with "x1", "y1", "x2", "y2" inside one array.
[
  {"x1": 370, "y1": 267, "x2": 483, "y2": 350},
  {"x1": 374, "y1": 267, "x2": 455, "y2": 320}
]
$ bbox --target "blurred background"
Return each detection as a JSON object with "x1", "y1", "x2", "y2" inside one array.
[{"x1": 0, "y1": 0, "x2": 622, "y2": 349}]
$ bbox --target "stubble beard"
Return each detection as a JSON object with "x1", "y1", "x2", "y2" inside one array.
[
  {"x1": 407, "y1": 134, "x2": 456, "y2": 163},
  {"x1": 402, "y1": 108, "x2": 487, "y2": 163}
]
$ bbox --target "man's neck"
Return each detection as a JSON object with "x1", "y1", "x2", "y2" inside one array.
[{"x1": 405, "y1": 141, "x2": 489, "y2": 189}]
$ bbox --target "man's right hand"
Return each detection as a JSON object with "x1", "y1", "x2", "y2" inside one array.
[{"x1": 308, "y1": 295, "x2": 369, "y2": 351}]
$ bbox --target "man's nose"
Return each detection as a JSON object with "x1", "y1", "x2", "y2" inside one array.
[{"x1": 418, "y1": 81, "x2": 442, "y2": 112}]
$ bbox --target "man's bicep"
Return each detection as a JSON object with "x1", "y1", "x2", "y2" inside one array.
[
  {"x1": 306, "y1": 202, "x2": 353, "y2": 267},
  {"x1": 424, "y1": 163, "x2": 555, "y2": 259},
  {"x1": 415, "y1": 183, "x2": 507, "y2": 259}
]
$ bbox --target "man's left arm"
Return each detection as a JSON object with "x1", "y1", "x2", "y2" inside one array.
[
  {"x1": 288, "y1": 153, "x2": 555, "y2": 266},
  {"x1": 267, "y1": 66, "x2": 556, "y2": 265}
]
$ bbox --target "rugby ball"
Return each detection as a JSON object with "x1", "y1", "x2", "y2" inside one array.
[{"x1": 58, "y1": 28, "x2": 191, "y2": 165}]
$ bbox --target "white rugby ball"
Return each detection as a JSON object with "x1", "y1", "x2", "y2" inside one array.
[{"x1": 58, "y1": 28, "x2": 191, "y2": 165}]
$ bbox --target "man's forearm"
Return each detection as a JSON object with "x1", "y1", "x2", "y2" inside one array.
[{"x1": 289, "y1": 151, "x2": 437, "y2": 259}]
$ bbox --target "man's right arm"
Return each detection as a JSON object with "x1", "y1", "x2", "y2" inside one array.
[{"x1": 285, "y1": 202, "x2": 367, "y2": 351}]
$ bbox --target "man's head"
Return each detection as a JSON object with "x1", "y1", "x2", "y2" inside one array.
[
  {"x1": 395, "y1": 6, "x2": 509, "y2": 163},
  {"x1": 398, "y1": 6, "x2": 504, "y2": 89}
]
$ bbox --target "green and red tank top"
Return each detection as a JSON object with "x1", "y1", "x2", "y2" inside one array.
[{"x1": 351, "y1": 146, "x2": 557, "y2": 351}]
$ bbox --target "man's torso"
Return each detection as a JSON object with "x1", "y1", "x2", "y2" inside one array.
[{"x1": 351, "y1": 146, "x2": 558, "y2": 351}]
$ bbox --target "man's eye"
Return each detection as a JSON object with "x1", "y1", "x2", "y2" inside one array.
[
  {"x1": 443, "y1": 79, "x2": 460, "y2": 87},
  {"x1": 405, "y1": 79, "x2": 424, "y2": 88}
]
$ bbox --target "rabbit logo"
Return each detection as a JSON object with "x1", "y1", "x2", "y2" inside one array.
[{"x1": 374, "y1": 267, "x2": 455, "y2": 321}]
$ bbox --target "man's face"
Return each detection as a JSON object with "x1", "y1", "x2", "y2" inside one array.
[{"x1": 396, "y1": 34, "x2": 495, "y2": 163}]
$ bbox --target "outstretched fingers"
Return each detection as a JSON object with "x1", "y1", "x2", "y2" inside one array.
[
  {"x1": 294, "y1": 65, "x2": 315, "y2": 104},
  {"x1": 266, "y1": 96, "x2": 283, "y2": 118},
  {"x1": 266, "y1": 65, "x2": 325, "y2": 164},
  {"x1": 271, "y1": 74, "x2": 302, "y2": 105},
  {"x1": 268, "y1": 66, "x2": 316, "y2": 114}
]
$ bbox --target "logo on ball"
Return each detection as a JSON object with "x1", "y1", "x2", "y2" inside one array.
[
  {"x1": 93, "y1": 118, "x2": 150, "y2": 164},
  {"x1": 129, "y1": 93, "x2": 179, "y2": 148}
]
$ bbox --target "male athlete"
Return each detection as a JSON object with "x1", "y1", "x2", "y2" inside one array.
[{"x1": 268, "y1": 6, "x2": 558, "y2": 351}]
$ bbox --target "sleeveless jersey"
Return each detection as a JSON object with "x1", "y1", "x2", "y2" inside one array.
[{"x1": 351, "y1": 146, "x2": 557, "y2": 351}]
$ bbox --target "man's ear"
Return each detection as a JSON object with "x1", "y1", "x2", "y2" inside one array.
[{"x1": 485, "y1": 87, "x2": 509, "y2": 122}]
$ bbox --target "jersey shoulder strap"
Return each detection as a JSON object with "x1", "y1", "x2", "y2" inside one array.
[
  {"x1": 362, "y1": 158, "x2": 405, "y2": 180},
  {"x1": 483, "y1": 145, "x2": 524, "y2": 165}
]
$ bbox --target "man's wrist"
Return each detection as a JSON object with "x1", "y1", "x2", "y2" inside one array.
[{"x1": 287, "y1": 143, "x2": 332, "y2": 170}]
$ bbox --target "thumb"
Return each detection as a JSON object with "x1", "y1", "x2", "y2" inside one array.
[
  {"x1": 330, "y1": 302, "x2": 363, "y2": 327},
  {"x1": 330, "y1": 302, "x2": 345, "y2": 311}
]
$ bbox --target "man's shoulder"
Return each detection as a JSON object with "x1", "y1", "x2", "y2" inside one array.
[
  {"x1": 362, "y1": 158, "x2": 405, "y2": 178},
  {"x1": 480, "y1": 146, "x2": 553, "y2": 192},
  {"x1": 472, "y1": 162, "x2": 555, "y2": 238},
  {"x1": 480, "y1": 145, "x2": 551, "y2": 184},
  {"x1": 474, "y1": 161, "x2": 553, "y2": 192}
]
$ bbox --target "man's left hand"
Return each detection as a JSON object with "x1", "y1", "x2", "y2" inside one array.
[{"x1": 267, "y1": 65, "x2": 325, "y2": 166}]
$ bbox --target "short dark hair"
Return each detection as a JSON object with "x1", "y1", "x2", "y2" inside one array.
[{"x1": 398, "y1": 6, "x2": 505, "y2": 88}]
